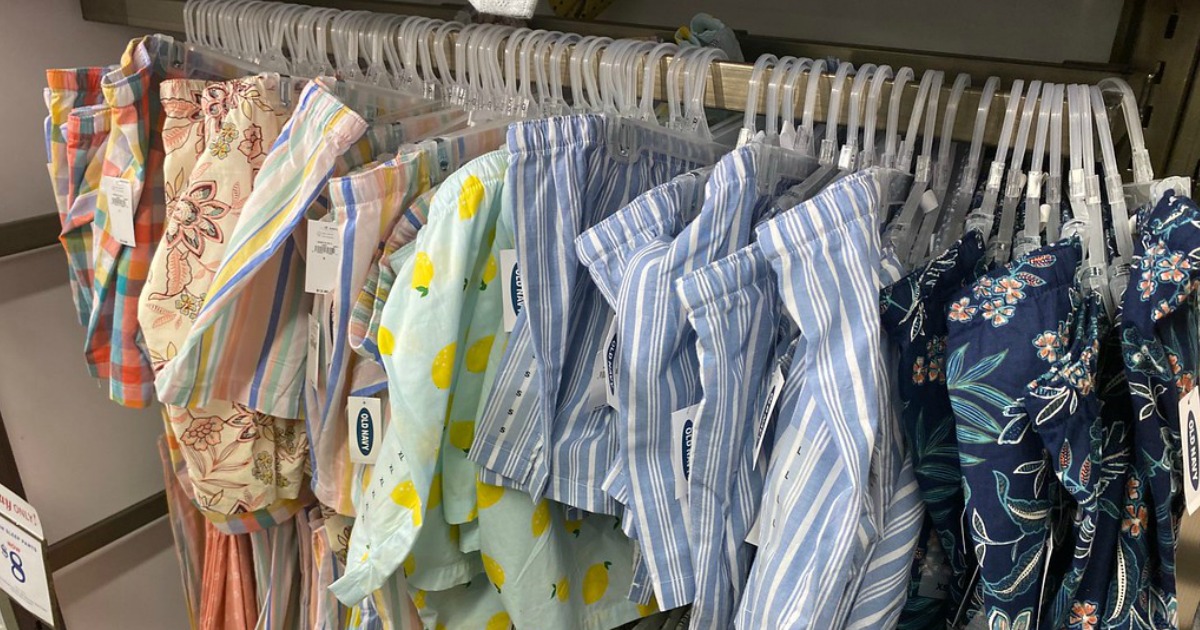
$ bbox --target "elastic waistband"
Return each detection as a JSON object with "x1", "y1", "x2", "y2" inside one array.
[
  {"x1": 507, "y1": 114, "x2": 723, "y2": 167},
  {"x1": 66, "y1": 104, "x2": 112, "y2": 137},
  {"x1": 328, "y1": 148, "x2": 423, "y2": 208},
  {"x1": 289, "y1": 79, "x2": 369, "y2": 156},
  {"x1": 46, "y1": 66, "x2": 109, "y2": 98},
  {"x1": 102, "y1": 37, "x2": 156, "y2": 109},
  {"x1": 576, "y1": 172, "x2": 700, "y2": 270},
  {"x1": 676, "y1": 242, "x2": 773, "y2": 315}
]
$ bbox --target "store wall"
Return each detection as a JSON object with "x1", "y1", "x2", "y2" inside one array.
[{"x1": 0, "y1": 0, "x2": 188, "y2": 627}]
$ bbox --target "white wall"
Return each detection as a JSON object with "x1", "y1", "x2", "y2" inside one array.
[{"x1": 0, "y1": 0, "x2": 188, "y2": 627}]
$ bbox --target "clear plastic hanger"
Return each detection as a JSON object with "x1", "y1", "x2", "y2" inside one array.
[
  {"x1": 1089, "y1": 84, "x2": 1134, "y2": 307},
  {"x1": 785, "y1": 61, "x2": 854, "y2": 201},
  {"x1": 681, "y1": 47, "x2": 728, "y2": 140},
  {"x1": 1013, "y1": 83, "x2": 1057, "y2": 259},
  {"x1": 638, "y1": 42, "x2": 678, "y2": 124},
  {"x1": 992, "y1": 80, "x2": 1041, "y2": 263},
  {"x1": 889, "y1": 70, "x2": 942, "y2": 264},
  {"x1": 546, "y1": 33, "x2": 581, "y2": 116},
  {"x1": 861, "y1": 64, "x2": 893, "y2": 169},
  {"x1": 763, "y1": 57, "x2": 799, "y2": 145},
  {"x1": 777, "y1": 57, "x2": 815, "y2": 152},
  {"x1": 736, "y1": 54, "x2": 778, "y2": 147},
  {"x1": 841, "y1": 63, "x2": 877, "y2": 172},
  {"x1": 967, "y1": 79, "x2": 1024, "y2": 257},
  {"x1": 794, "y1": 59, "x2": 827, "y2": 157},
  {"x1": 879, "y1": 67, "x2": 914, "y2": 169},
  {"x1": 1069, "y1": 83, "x2": 1114, "y2": 313},
  {"x1": 936, "y1": 75, "x2": 1000, "y2": 251},
  {"x1": 908, "y1": 72, "x2": 969, "y2": 263}
]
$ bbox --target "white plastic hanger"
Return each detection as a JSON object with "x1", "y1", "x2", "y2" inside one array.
[
  {"x1": 786, "y1": 61, "x2": 854, "y2": 201},
  {"x1": 1090, "y1": 84, "x2": 1135, "y2": 307},
  {"x1": 763, "y1": 57, "x2": 799, "y2": 145},
  {"x1": 936, "y1": 76, "x2": 1000, "y2": 251},
  {"x1": 861, "y1": 64, "x2": 893, "y2": 168},
  {"x1": 892, "y1": 70, "x2": 943, "y2": 265},
  {"x1": 967, "y1": 79, "x2": 1024, "y2": 256},
  {"x1": 992, "y1": 80, "x2": 1041, "y2": 263},
  {"x1": 1013, "y1": 83, "x2": 1057, "y2": 259},
  {"x1": 842, "y1": 63, "x2": 877, "y2": 172},
  {"x1": 736, "y1": 54, "x2": 778, "y2": 147}
]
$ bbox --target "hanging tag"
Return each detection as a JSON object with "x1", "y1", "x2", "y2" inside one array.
[
  {"x1": 305, "y1": 220, "x2": 340, "y2": 294},
  {"x1": 745, "y1": 510, "x2": 763, "y2": 546},
  {"x1": 103, "y1": 176, "x2": 136, "y2": 246},
  {"x1": 500, "y1": 249, "x2": 522, "y2": 332},
  {"x1": 0, "y1": 483, "x2": 53, "y2": 626},
  {"x1": 919, "y1": 189, "x2": 939, "y2": 214},
  {"x1": 1179, "y1": 385, "x2": 1200, "y2": 515},
  {"x1": 671, "y1": 403, "x2": 700, "y2": 499},
  {"x1": 603, "y1": 317, "x2": 620, "y2": 409},
  {"x1": 752, "y1": 364, "x2": 786, "y2": 469},
  {"x1": 917, "y1": 559, "x2": 952, "y2": 600},
  {"x1": 306, "y1": 314, "x2": 321, "y2": 387},
  {"x1": 347, "y1": 396, "x2": 383, "y2": 464}
]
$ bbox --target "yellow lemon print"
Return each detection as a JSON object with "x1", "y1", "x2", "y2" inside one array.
[
  {"x1": 449, "y1": 524, "x2": 461, "y2": 546},
  {"x1": 466, "y1": 335, "x2": 494, "y2": 373},
  {"x1": 551, "y1": 576, "x2": 570, "y2": 602},
  {"x1": 467, "y1": 505, "x2": 478, "y2": 521},
  {"x1": 449, "y1": 420, "x2": 475, "y2": 453},
  {"x1": 480, "y1": 254, "x2": 497, "y2": 290},
  {"x1": 436, "y1": 625, "x2": 446, "y2": 630},
  {"x1": 484, "y1": 611, "x2": 511, "y2": 630},
  {"x1": 531, "y1": 499, "x2": 551, "y2": 537},
  {"x1": 582, "y1": 561, "x2": 611, "y2": 605},
  {"x1": 378, "y1": 325, "x2": 395, "y2": 356},
  {"x1": 564, "y1": 518, "x2": 583, "y2": 538},
  {"x1": 477, "y1": 479, "x2": 505, "y2": 509},
  {"x1": 428, "y1": 474, "x2": 443, "y2": 510},
  {"x1": 412, "y1": 590, "x2": 426, "y2": 610},
  {"x1": 637, "y1": 595, "x2": 659, "y2": 617},
  {"x1": 390, "y1": 481, "x2": 423, "y2": 526},
  {"x1": 402, "y1": 554, "x2": 416, "y2": 576},
  {"x1": 412, "y1": 251, "x2": 434, "y2": 297},
  {"x1": 431, "y1": 342, "x2": 456, "y2": 389},
  {"x1": 482, "y1": 554, "x2": 506, "y2": 592},
  {"x1": 457, "y1": 175, "x2": 484, "y2": 220},
  {"x1": 484, "y1": 227, "x2": 496, "y2": 251}
]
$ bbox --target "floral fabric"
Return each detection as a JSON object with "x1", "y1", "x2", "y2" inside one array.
[
  {"x1": 947, "y1": 239, "x2": 1082, "y2": 630},
  {"x1": 1119, "y1": 189, "x2": 1200, "y2": 628},
  {"x1": 880, "y1": 229, "x2": 988, "y2": 626},
  {"x1": 139, "y1": 75, "x2": 306, "y2": 524}
]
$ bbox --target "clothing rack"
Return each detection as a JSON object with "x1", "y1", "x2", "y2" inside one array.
[
  {"x1": 80, "y1": 0, "x2": 1200, "y2": 176},
  {"x1": 0, "y1": 0, "x2": 1192, "y2": 626}
]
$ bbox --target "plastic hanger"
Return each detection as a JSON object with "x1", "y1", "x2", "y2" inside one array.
[
  {"x1": 1013, "y1": 83, "x2": 1057, "y2": 259},
  {"x1": 909, "y1": 73, "x2": 970, "y2": 263},
  {"x1": 763, "y1": 57, "x2": 799, "y2": 145},
  {"x1": 786, "y1": 61, "x2": 854, "y2": 201},
  {"x1": 936, "y1": 75, "x2": 1000, "y2": 251},
  {"x1": 1071, "y1": 83, "x2": 1114, "y2": 313},
  {"x1": 879, "y1": 67, "x2": 915, "y2": 169},
  {"x1": 681, "y1": 47, "x2": 728, "y2": 140},
  {"x1": 1090, "y1": 84, "x2": 1134, "y2": 306},
  {"x1": 794, "y1": 59, "x2": 827, "y2": 156},
  {"x1": 861, "y1": 64, "x2": 893, "y2": 169},
  {"x1": 638, "y1": 42, "x2": 678, "y2": 124},
  {"x1": 842, "y1": 63, "x2": 877, "y2": 172},
  {"x1": 992, "y1": 80, "x2": 1041, "y2": 263},
  {"x1": 967, "y1": 79, "x2": 1024, "y2": 257},
  {"x1": 736, "y1": 54, "x2": 778, "y2": 147},
  {"x1": 546, "y1": 33, "x2": 582, "y2": 116},
  {"x1": 890, "y1": 70, "x2": 942, "y2": 265},
  {"x1": 777, "y1": 56, "x2": 814, "y2": 152}
]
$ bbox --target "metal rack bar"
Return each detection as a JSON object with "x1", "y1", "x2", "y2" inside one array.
[{"x1": 80, "y1": 0, "x2": 1163, "y2": 160}]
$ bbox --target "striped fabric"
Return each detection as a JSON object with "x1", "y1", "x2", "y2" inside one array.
[
  {"x1": 311, "y1": 148, "x2": 431, "y2": 515},
  {"x1": 738, "y1": 171, "x2": 887, "y2": 629},
  {"x1": 199, "y1": 522, "x2": 258, "y2": 630},
  {"x1": 89, "y1": 35, "x2": 180, "y2": 407},
  {"x1": 471, "y1": 115, "x2": 717, "y2": 518},
  {"x1": 159, "y1": 436, "x2": 207, "y2": 630},
  {"x1": 248, "y1": 514, "x2": 302, "y2": 630},
  {"x1": 673, "y1": 243, "x2": 780, "y2": 630},
  {"x1": 153, "y1": 79, "x2": 367, "y2": 419},
  {"x1": 597, "y1": 145, "x2": 814, "y2": 609},
  {"x1": 45, "y1": 66, "x2": 110, "y2": 326}
]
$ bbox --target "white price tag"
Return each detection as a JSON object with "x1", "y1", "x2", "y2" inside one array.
[
  {"x1": 0, "y1": 485, "x2": 52, "y2": 626},
  {"x1": 1179, "y1": 385, "x2": 1200, "y2": 515},
  {"x1": 305, "y1": 220, "x2": 340, "y2": 294},
  {"x1": 752, "y1": 364, "x2": 786, "y2": 469},
  {"x1": 103, "y1": 175, "x2": 136, "y2": 246},
  {"x1": 347, "y1": 396, "x2": 383, "y2": 464},
  {"x1": 500, "y1": 249, "x2": 522, "y2": 332},
  {"x1": 586, "y1": 315, "x2": 620, "y2": 411},
  {"x1": 671, "y1": 404, "x2": 700, "y2": 500}
]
